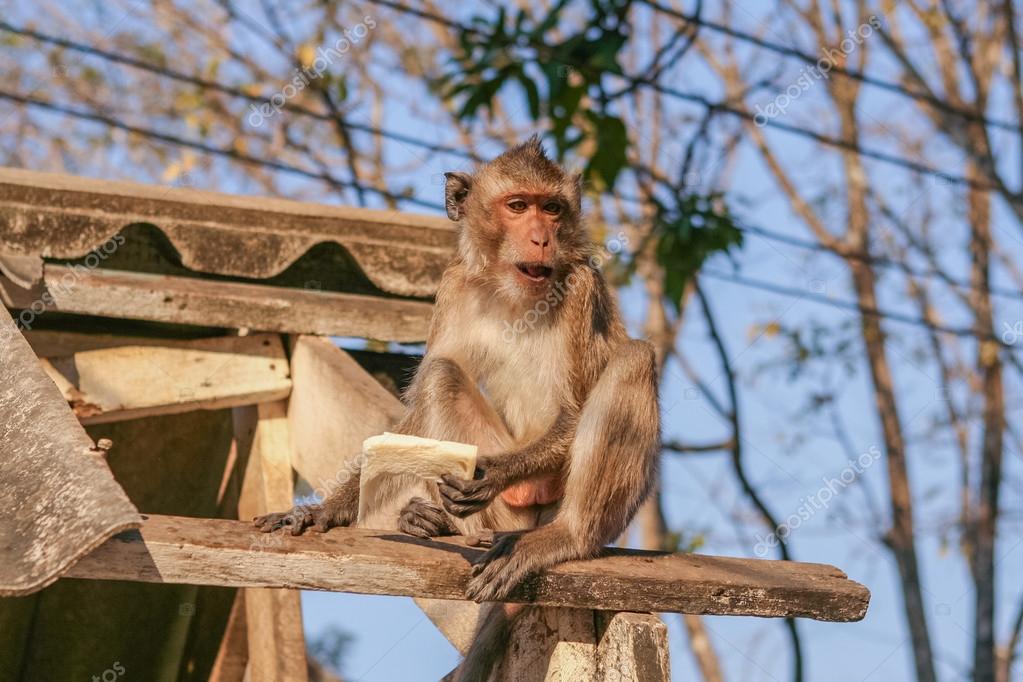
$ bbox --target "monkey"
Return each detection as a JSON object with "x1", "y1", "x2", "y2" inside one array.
[{"x1": 253, "y1": 136, "x2": 660, "y2": 680}]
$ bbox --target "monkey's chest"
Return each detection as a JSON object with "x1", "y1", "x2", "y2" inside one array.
[{"x1": 471, "y1": 326, "x2": 568, "y2": 444}]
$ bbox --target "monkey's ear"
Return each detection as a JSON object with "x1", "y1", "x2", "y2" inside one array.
[
  {"x1": 444, "y1": 171, "x2": 473, "y2": 221},
  {"x1": 570, "y1": 173, "x2": 584, "y2": 213}
]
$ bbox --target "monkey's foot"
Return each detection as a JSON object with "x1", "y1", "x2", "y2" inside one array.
[
  {"x1": 398, "y1": 497, "x2": 457, "y2": 538},
  {"x1": 252, "y1": 503, "x2": 348, "y2": 536},
  {"x1": 465, "y1": 535, "x2": 535, "y2": 602}
]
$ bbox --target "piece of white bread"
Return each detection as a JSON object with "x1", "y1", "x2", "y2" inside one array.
[{"x1": 356, "y1": 432, "x2": 477, "y2": 526}]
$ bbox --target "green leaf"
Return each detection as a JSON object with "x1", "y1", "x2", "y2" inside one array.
[
  {"x1": 516, "y1": 71, "x2": 541, "y2": 119},
  {"x1": 654, "y1": 195, "x2": 744, "y2": 311},
  {"x1": 584, "y1": 112, "x2": 627, "y2": 190}
]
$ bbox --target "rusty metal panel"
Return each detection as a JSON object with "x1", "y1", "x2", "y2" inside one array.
[{"x1": 0, "y1": 305, "x2": 140, "y2": 596}]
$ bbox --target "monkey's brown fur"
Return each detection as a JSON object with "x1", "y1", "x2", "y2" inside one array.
[{"x1": 254, "y1": 137, "x2": 660, "y2": 680}]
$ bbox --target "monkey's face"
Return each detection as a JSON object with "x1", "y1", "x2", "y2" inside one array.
[
  {"x1": 444, "y1": 138, "x2": 586, "y2": 307},
  {"x1": 493, "y1": 190, "x2": 563, "y2": 290}
]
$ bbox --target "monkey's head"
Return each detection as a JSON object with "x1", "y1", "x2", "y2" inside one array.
[{"x1": 444, "y1": 136, "x2": 588, "y2": 306}]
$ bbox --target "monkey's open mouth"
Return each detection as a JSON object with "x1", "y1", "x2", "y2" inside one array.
[{"x1": 515, "y1": 262, "x2": 554, "y2": 282}]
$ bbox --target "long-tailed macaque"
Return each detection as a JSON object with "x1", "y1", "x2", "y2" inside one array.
[{"x1": 254, "y1": 137, "x2": 660, "y2": 679}]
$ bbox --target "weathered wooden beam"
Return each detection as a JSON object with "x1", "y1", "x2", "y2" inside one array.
[
  {"x1": 287, "y1": 335, "x2": 402, "y2": 495},
  {"x1": 495, "y1": 608, "x2": 598, "y2": 680},
  {"x1": 23, "y1": 329, "x2": 220, "y2": 357},
  {"x1": 208, "y1": 592, "x2": 248, "y2": 682},
  {"x1": 67, "y1": 514, "x2": 871, "y2": 621},
  {"x1": 38, "y1": 333, "x2": 291, "y2": 424},
  {"x1": 595, "y1": 612, "x2": 670, "y2": 681},
  {"x1": 0, "y1": 264, "x2": 433, "y2": 341},
  {"x1": 235, "y1": 401, "x2": 309, "y2": 682},
  {"x1": 0, "y1": 166, "x2": 454, "y2": 297}
]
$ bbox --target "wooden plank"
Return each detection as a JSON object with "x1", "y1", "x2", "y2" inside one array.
[
  {"x1": 67, "y1": 515, "x2": 871, "y2": 622},
  {"x1": 287, "y1": 336, "x2": 403, "y2": 495},
  {"x1": 209, "y1": 592, "x2": 248, "y2": 682},
  {"x1": 38, "y1": 333, "x2": 292, "y2": 424},
  {"x1": 0, "y1": 306, "x2": 140, "y2": 597},
  {"x1": 0, "y1": 166, "x2": 454, "y2": 297},
  {"x1": 0, "y1": 264, "x2": 433, "y2": 342},
  {"x1": 235, "y1": 401, "x2": 309, "y2": 682},
  {"x1": 23, "y1": 329, "x2": 218, "y2": 357},
  {"x1": 595, "y1": 612, "x2": 671, "y2": 682}
]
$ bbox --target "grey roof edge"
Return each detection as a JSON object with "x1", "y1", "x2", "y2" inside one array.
[{"x1": 0, "y1": 167, "x2": 456, "y2": 298}]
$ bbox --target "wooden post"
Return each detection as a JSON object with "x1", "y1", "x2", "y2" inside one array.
[
  {"x1": 209, "y1": 592, "x2": 248, "y2": 682},
  {"x1": 236, "y1": 400, "x2": 309, "y2": 682},
  {"x1": 488, "y1": 609, "x2": 669, "y2": 681},
  {"x1": 494, "y1": 608, "x2": 597, "y2": 680},
  {"x1": 595, "y1": 612, "x2": 670, "y2": 681}
]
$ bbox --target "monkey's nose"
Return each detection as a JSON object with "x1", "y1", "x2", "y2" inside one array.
[{"x1": 529, "y1": 231, "x2": 551, "y2": 247}]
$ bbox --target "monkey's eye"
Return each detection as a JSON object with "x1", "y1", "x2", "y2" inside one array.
[
  {"x1": 507, "y1": 199, "x2": 528, "y2": 212},
  {"x1": 542, "y1": 201, "x2": 562, "y2": 215}
]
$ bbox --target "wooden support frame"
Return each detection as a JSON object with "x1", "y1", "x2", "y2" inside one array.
[
  {"x1": 0, "y1": 164, "x2": 878, "y2": 678},
  {"x1": 66, "y1": 513, "x2": 870, "y2": 621},
  {"x1": 235, "y1": 400, "x2": 309, "y2": 682}
]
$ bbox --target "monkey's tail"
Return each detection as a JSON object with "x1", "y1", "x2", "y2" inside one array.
[{"x1": 444, "y1": 602, "x2": 525, "y2": 682}]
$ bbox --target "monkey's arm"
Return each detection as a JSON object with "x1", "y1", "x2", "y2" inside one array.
[
  {"x1": 438, "y1": 407, "x2": 577, "y2": 517},
  {"x1": 252, "y1": 464, "x2": 360, "y2": 535}
]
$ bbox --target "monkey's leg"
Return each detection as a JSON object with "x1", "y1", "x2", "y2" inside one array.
[
  {"x1": 392, "y1": 357, "x2": 517, "y2": 537},
  {"x1": 464, "y1": 340, "x2": 660, "y2": 602},
  {"x1": 389, "y1": 358, "x2": 523, "y2": 659}
]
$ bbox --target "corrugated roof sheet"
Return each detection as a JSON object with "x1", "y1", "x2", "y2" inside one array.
[{"x1": 0, "y1": 167, "x2": 455, "y2": 297}]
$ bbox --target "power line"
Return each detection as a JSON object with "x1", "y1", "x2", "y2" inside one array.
[
  {"x1": 0, "y1": 20, "x2": 475, "y2": 161},
  {"x1": 3, "y1": 7, "x2": 1012, "y2": 196},
  {"x1": 0, "y1": 90, "x2": 444, "y2": 211},
  {"x1": 5, "y1": 87, "x2": 1016, "y2": 345},
  {"x1": 698, "y1": 268, "x2": 1014, "y2": 346},
  {"x1": 365, "y1": 0, "x2": 1022, "y2": 200},
  {"x1": 5, "y1": 14, "x2": 1021, "y2": 307},
  {"x1": 638, "y1": 0, "x2": 1022, "y2": 134},
  {"x1": 6, "y1": 39, "x2": 1018, "y2": 305},
  {"x1": 735, "y1": 221, "x2": 1023, "y2": 303}
]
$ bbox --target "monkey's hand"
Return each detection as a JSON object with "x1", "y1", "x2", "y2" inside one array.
[
  {"x1": 398, "y1": 497, "x2": 458, "y2": 538},
  {"x1": 439, "y1": 457, "x2": 505, "y2": 517},
  {"x1": 252, "y1": 502, "x2": 353, "y2": 536}
]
